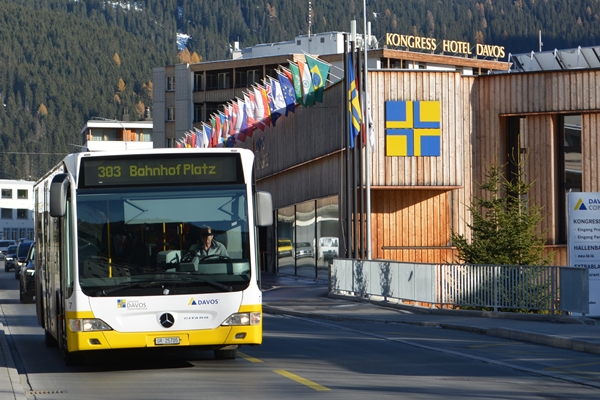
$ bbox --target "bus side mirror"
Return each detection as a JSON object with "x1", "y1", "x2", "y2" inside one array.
[
  {"x1": 255, "y1": 191, "x2": 273, "y2": 227},
  {"x1": 49, "y1": 173, "x2": 70, "y2": 218}
]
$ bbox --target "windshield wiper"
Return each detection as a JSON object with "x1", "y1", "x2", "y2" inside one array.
[
  {"x1": 173, "y1": 272, "x2": 233, "y2": 292},
  {"x1": 94, "y1": 279, "x2": 179, "y2": 296},
  {"x1": 94, "y1": 274, "x2": 232, "y2": 296}
]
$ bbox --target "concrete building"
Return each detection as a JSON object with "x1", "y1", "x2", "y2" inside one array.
[
  {"x1": 0, "y1": 180, "x2": 35, "y2": 241},
  {"x1": 80, "y1": 116, "x2": 154, "y2": 152}
]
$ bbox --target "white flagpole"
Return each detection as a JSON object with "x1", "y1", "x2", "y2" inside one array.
[{"x1": 363, "y1": 0, "x2": 372, "y2": 260}]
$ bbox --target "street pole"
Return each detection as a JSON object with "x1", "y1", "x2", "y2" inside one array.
[{"x1": 363, "y1": 1, "x2": 372, "y2": 260}]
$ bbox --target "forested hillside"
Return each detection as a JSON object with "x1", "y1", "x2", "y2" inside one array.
[
  {"x1": 182, "y1": 0, "x2": 600, "y2": 62},
  {"x1": 1, "y1": 0, "x2": 599, "y2": 180},
  {"x1": 0, "y1": 0, "x2": 177, "y2": 179}
]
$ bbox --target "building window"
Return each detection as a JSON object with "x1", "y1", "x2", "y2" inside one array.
[
  {"x1": 205, "y1": 73, "x2": 218, "y2": 90},
  {"x1": 320, "y1": 37, "x2": 325, "y2": 43},
  {"x1": 194, "y1": 73, "x2": 204, "y2": 91},
  {"x1": 194, "y1": 104, "x2": 203, "y2": 123},
  {"x1": 506, "y1": 116, "x2": 525, "y2": 185},
  {"x1": 167, "y1": 76, "x2": 176, "y2": 91},
  {"x1": 218, "y1": 72, "x2": 230, "y2": 89},
  {"x1": 297, "y1": 40, "x2": 301, "y2": 45},
  {"x1": 138, "y1": 129, "x2": 152, "y2": 142},
  {"x1": 205, "y1": 103, "x2": 220, "y2": 120},
  {"x1": 17, "y1": 209, "x2": 28, "y2": 219},
  {"x1": 248, "y1": 70, "x2": 260, "y2": 86},
  {"x1": 1, "y1": 189, "x2": 12, "y2": 199},
  {"x1": 265, "y1": 67, "x2": 278, "y2": 79},
  {"x1": 558, "y1": 114, "x2": 582, "y2": 242},
  {"x1": 166, "y1": 107, "x2": 175, "y2": 121},
  {"x1": 1, "y1": 209, "x2": 12, "y2": 219},
  {"x1": 17, "y1": 189, "x2": 28, "y2": 200},
  {"x1": 104, "y1": 129, "x2": 117, "y2": 141}
]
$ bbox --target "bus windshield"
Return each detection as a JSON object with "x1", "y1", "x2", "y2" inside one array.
[{"x1": 75, "y1": 185, "x2": 250, "y2": 296}]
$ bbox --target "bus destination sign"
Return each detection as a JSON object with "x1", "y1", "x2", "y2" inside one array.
[{"x1": 80, "y1": 154, "x2": 242, "y2": 187}]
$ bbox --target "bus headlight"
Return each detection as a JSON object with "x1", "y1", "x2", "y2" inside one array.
[
  {"x1": 69, "y1": 319, "x2": 113, "y2": 332},
  {"x1": 221, "y1": 312, "x2": 261, "y2": 326}
]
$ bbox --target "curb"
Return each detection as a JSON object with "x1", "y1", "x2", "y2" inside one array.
[
  {"x1": 263, "y1": 304, "x2": 600, "y2": 357},
  {"x1": 0, "y1": 322, "x2": 27, "y2": 400},
  {"x1": 328, "y1": 292, "x2": 596, "y2": 325}
]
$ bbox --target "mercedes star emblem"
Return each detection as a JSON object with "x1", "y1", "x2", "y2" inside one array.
[{"x1": 159, "y1": 313, "x2": 175, "y2": 328}]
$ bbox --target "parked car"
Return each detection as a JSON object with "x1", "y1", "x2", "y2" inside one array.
[
  {"x1": 318, "y1": 237, "x2": 339, "y2": 260},
  {"x1": 277, "y1": 239, "x2": 293, "y2": 258},
  {"x1": 15, "y1": 241, "x2": 34, "y2": 279},
  {"x1": 4, "y1": 244, "x2": 18, "y2": 272},
  {"x1": 19, "y1": 244, "x2": 35, "y2": 303},
  {"x1": 0, "y1": 239, "x2": 16, "y2": 255},
  {"x1": 295, "y1": 242, "x2": 314, "y2": 259}
]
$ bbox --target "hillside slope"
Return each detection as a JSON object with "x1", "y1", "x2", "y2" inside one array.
[{"x1": 1, "y1": 0, "x2": 599, "y2": 180}]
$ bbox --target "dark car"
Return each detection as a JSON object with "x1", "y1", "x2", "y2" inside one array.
[
  {"x1": 15, "y1": 241, "x2": 34, "y2": 279},
  {"x1": 0, "y1": 239, "x2": 16, "y2": 255},
  {"x1": 19, "y1": 244, "x2": 35, "y2": 303},
  {"x1": 4, "y1": 244, "x2": 18, "y2": 272}
]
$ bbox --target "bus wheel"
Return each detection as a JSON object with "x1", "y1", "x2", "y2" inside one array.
[
  {"x1": 64, "y1": 351, "x2": 85, "y2": 366},
  {"x1": 44, "y1": 330, "x2": 58, "y2": 347},
  {"x1": 214, "y1": 347, "x2": 238, "y2": 360}
]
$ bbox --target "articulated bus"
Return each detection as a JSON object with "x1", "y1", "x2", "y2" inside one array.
[{"x1": 34, "y1": 148, "x2": 273, "y2": 365}]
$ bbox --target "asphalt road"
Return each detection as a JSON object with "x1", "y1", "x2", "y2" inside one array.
[{"x1": 1, "y1": 271, "x2": 600, "y2": 399}]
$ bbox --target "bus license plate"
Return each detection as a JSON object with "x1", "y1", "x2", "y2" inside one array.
[{"x1": 155, "y1": 337, "x2": 180, "y2": 345}]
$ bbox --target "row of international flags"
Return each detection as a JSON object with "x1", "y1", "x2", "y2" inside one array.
[{"x1": 176, "y1": 54, "x2": 337, "y2": 149}]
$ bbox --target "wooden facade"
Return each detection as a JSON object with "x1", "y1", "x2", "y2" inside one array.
[
  {"x1": 250, "y1": 67, "x2": 599, "y2": 266},
  {"x1": 155, "y1": 46, "x2": 596, "y2": 268}
]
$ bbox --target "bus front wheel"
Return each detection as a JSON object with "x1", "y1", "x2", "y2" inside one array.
[
  {"x1": 214, "y1": 347, "x2": 238, "y2": 360},
  {"x1": 63, "y1": 351, "x2": 85, "y2": 366}
]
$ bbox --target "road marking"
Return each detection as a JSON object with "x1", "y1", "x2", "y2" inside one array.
[
  {"x1": 273, "y1": 369, "x2": 330, "y2": 391},
  {"x1": 238, "y1": 352, "x2": 263, "y2": 363},
  {"x1": 467, "y1": 342, "x2": 524, "y2": 349},
  {"x1": 545, "y1": 361, "x2": 600, "y2": 371}
]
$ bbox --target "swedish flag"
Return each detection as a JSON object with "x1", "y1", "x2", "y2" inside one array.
[{"x1": 348, "y1": 52, "x2": 362, "y2": 149}]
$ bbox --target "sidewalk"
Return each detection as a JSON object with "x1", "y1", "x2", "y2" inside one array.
[
  {"x1": 262, "y1": 274, "x2": 600, "y2": 356},
  {"x1": 0, "y1": 322, "x2": 27, "y2": 400}
]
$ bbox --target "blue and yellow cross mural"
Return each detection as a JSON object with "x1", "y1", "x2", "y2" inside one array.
[{"x1": 385, "y1": 101, "x2": 441, "y2": 156}]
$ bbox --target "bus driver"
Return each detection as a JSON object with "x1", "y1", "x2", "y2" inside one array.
[{"x1": 189, "y1": 225, "x2": 229, "y2": 257}]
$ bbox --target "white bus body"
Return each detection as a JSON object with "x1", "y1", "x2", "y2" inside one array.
[{"x1": 34, "y1": 148, "x2": 272, "y2": 364}]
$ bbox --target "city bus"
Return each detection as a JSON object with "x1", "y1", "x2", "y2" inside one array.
[{"x1": 34, "y1": 148, "x2": 273, "y2": 365}]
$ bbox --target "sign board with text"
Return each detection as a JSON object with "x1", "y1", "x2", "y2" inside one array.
[{"x1": 568, "y1": 192, "x2": 600, "y2": 316}]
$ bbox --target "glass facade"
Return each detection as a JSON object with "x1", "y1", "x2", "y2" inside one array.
[{"x1": 276, "y1": 196, "x2": 339, "y2": 280}]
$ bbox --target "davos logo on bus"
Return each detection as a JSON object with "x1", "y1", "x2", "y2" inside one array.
[
  {"x1": 117, "y1": 299, "x2": 147, "y2": 310},
  {"x1": 188, "y1": 298, "x2": 219, "y2": 306}
]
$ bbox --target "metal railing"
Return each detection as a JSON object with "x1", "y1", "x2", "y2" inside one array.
[{"x1": 331, "y1": 259, "x2": 589, "y2": 314}]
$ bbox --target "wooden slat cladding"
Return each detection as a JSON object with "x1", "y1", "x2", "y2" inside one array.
[
  {"x1": 475, "y1": 70, "x2": 600, "y2": 261},
  {"x1": 520, "y1": 115, "x2": 559, "y2": 243},
  {"x1": 372, "y1": 189, "x2": 454, "y2": 263},
  {"x1": 256, "y1": 154, "x2": 342, "y2": 210},
  {"x1": 248, "y1": 82, "x2": 344, "y2": 181},
  {"x1": 583, "y1": 113, "x2": 600, "y2": 191},
  {"x1": 369, "y1": 70, "x2": 473, "y2": 187}
]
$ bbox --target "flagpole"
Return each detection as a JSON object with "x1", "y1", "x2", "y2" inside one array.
[
  {"x1": 344, "y1": 34, "x2": 352, "y2": 260},
  {"x1": 363, "y1": 0, "x2": 372, "y2": 260}
]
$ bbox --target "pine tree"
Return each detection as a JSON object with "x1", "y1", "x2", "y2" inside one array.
[{"x1": 451, "y1": 157, "x2": 553, "y2": 266}]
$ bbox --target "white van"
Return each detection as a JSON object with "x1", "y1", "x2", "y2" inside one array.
[{"x1": 318, "y1": 237, "x2": 339, "y2": 260}]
